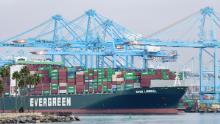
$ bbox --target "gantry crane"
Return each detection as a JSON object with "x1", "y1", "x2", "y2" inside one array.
[
  {"x1": 129, "y1": 7, "x2": 220, "y2": 104},
  {"x1": 0, "y1": 10, "x2": 177, "y2": 69}
]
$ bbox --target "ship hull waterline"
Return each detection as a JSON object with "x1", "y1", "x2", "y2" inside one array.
[{"x1": 0, "y1": 87, "x2": 187, "y2": 114}]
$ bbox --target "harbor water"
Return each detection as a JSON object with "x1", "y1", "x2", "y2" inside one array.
[{"x1": 50, "y1": 113, "x2": 220, "y2": 124}]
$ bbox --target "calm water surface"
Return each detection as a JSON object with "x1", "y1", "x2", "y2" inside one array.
[{"x1": 51, "y1": 113, "x2": 220, "y2": 124}]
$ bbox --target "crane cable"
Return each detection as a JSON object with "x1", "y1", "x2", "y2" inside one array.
[{"x1": 146, "y1": 11, "x2": 200, "y2": 38}]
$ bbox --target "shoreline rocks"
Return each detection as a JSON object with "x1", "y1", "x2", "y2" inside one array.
[{"x1": 0, "y1": 113, "x2": 80, "y2": 123}]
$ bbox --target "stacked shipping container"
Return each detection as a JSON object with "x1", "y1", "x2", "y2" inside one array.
[{"x1": 24, "y1": 64, "x2": 184, "y2": 96}]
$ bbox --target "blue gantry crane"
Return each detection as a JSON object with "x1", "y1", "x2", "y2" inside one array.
[
  {"x1": 0, "y1": 9, "x2": 177, "y2": 69},
  {"x1": 136, "y1": 7, "x2": 220, "y2": 95}
]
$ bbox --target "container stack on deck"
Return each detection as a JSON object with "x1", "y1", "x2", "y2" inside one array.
[
  {"x1": 67, "y1": 68, "x2": 76, "y2": 94},
  {"x1": 22, "y1": 64, "x2": 183, "y2": 95}
]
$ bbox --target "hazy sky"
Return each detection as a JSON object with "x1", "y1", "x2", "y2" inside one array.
[
  {"x1": 0, "y1": 0, "x2": 219, "y2": 39},
  {"x1": 0, "y1": 0, "x2": 219, "y2": 71}
]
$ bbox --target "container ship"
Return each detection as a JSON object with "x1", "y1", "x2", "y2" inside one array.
[{"x1": 0, "y1": 61, "x2": 187, "y2": 114}]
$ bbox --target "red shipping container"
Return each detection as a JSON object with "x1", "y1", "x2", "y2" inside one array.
[
  {"x1": 37, "y1": 70, "x2": 49, "y2": 74},
  {"x1": 89, "y1": 88, "x2": 94, "y2": 93},
  {"x1": 125, "y1": 80, "x2": 135, "y2": 83},
  {"x1": 35, "y1": 87, "x2": 42, "y2": 91},
  {"x1": 88, "y1": 76, "x2": 94, "y2": 80},
  {"x1": 34, "y1": 90, "x2": 42, "y2": 95},
  {"x1": 135, "y1": 72, "x2": 141, "y2": 76},
  {"x1": 141, "y1": 78, "x2": 151, "y2": 83},
  {"x1": 85, "y1": 82, "x2": 89, "y2": 87},
  {"x1": 59, "y1": 75, "x2": 67, "y2": 78},
  {"x1": 76, "y1": 81, "x2": 84, "y2": 85},
  {"x1": 141, "y1": 79, "x2": 151, "y2": 88},
  {"x1": 107, "y1": 83, "x2": 112, "y2": 89},
  {"x1": 51, "y1": 90, "x2": 58, "y2": 94},
  {"x1": 76, "y1": 85, "x2": 84, "y2": 89},
  {"x1": 59, "y1": 86, "x2": 66, "y2": 90},
  {"x1": 76, "y1": 89, "x2": 84, "y2": 94},
  {"x1": 67, "y1": 79, "x2": 75, "y2": 84},
  {"x1": 98, "y1": 86, "x2": 102, "y2": 91},
  {"x1": 102, "y1": 82, "x2": 108, "y2": 85},
  {"x1": 76, "y1": 78, "x2": 84, "y2": 82},
  {"x1": 59, "y1": 68, "x2": 67, "y2": 71},
  {"x1": 59, "y1": 76, "x2": 67, "y2": 79},
  {"x1": 51, "y1": 80, "x2": 59, "y2": 83},
  {"x1": 94, "y1": 72, "x2": 98, "y2": 76},
  {"x1": 59, "y1": 79, "x2": 67, "y2": 82},
  {"x1": 116, "y1": 74, "x2": 123, "y2": 78},
  {"x1": 166, "y1": 69, "x2": 170, "y2": 74},
  {"x1": 59, "y1": 72, "x2": 66, "y2": 74},
  {"x1": 112, "y1": 81, "x2": 117, "y2": 85},
  {"x1": 76, "y1": 73, "x2": 84, "y2": 76},
  {"x1": 42, "y1": 87, "x2": 50, "y2": 90},
  {"x1": 68, "y1": 83, "x2": 75, "y2": 87}
]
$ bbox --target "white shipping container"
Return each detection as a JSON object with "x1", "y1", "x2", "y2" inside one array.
[
  {"x1": 89, "y1": 80, "x2": 94, "y2": 83},
  {"x1": 115, "y1": 72, "x2": 122, "y2": 75},
  {"x1": 150, "y1": 80, "x2": 176, "y2": 87},
  {"x1": 76, "y1": 71, "x2": 84, "y2": 75},
  {"x1": 59, "y1": 82, "x2": 67, "y2": 84},
  {"x1": 116, "y1": 78, "x2": 124, "y2": 82},
  {"x1": 134, "y1": 83, "x2": 140, "y2": 88},
  {"x1": 112, "y1": 75, "x2": 117, "y2": 81},
  {"x1": 59, "y1": 90, "x2": 67, "y2": 94},
  {"x1": 59, "y1": 83, "x2": 67, "y2": 87},
  {"x1": 112, "y1": 85, "x2": 117, "y2": 88}
]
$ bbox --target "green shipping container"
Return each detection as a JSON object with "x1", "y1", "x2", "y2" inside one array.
[
  {"x1": 68, "y1": 76, "x2": 75, "y2": 79},
  {"x1": 125, "y1": 72, "x2": 135, "y2": 76},
  {"x1": 124, "y1": 76, "x2": 137, "y2": 80},
  {"x1": 67, "y1": 67, "x2": 75, "y2": 70},
  {"x1": 51, "y1": 77, "x2": 59, "y2": 80},
  {"x1": 50, "y1": 69, "x2": 59, "y2": 73},
  {"x1": 38, "y1": 67, "x2": 46, "y2": 71},
  {"x1": 51, "y1": 84, "x2": 59, "y2": 90},
  {"x1": 84, "y1": 89, "x2": 89, "y2": 93},
  {"x1": 4, "y1": 92, "x2": 10, "y2": 96},
  {"x1": 103, "y1": 86, "x2": 108, "y2": 90},
  {"x1": 125, "y1": 84, "x2": 134, "y2": 90},
  {"x1": 102, "y1": 79, "x2": 108, "y2": 82},
  {"x1": 67, "y1": 86, "x2": 75, "y2": 93},
  {"x1": 108, "y1": 89, "x2": 112, "y2": 93},
  {"x1": 89, "y1": 73, "x2": 94, "y2": 76},
  {"x1": 142, "y1": 70, "x2": 156, "y2": 75},
  {"x1": 107, "y1": 78, "x2": 112, "y2": 82},
  {"x1": 162, "y1": 75, "x2": 169, "y2": 80},
  {"x1": 50, "y1": 73, "x2": 59, "y2": 77},
  {"x1": 42, "y1": 90, "x2": 50, "y2": 95},
  {"x1": 179, "y1": 72, "x2": 184, "y2": 80}
]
